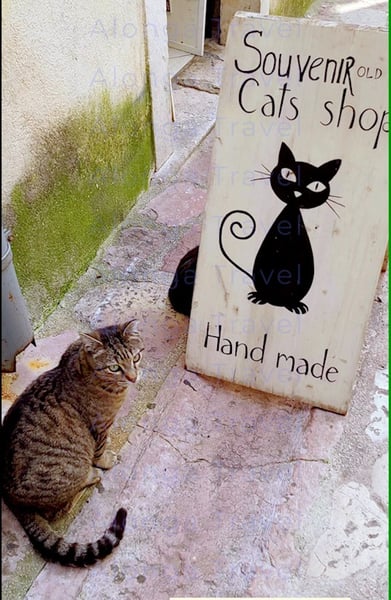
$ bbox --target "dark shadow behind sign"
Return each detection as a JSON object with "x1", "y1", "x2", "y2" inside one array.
[{"x1": 186, "y1": 13, "x2": 388, "y2": 414}]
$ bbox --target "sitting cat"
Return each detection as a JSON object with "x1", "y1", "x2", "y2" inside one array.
[
  {"x1": 1, "y1": 320, "x2": 143, "y2": 567},
  {"x1": 168, "y1": 246, "x2": 199, "y2": 316}
]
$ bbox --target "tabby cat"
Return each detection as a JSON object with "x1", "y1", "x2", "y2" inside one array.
[{"x1": 1, "y1": 320, "x2": 143, "y2": 567}]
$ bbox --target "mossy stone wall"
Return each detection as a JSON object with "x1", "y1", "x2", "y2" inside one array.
[
  {"x1": 9, "y1": 90, "x2": 154, "y2": 327},
  {"x1": 271, "y1": 0, "x2": 315, "y2": 17}
]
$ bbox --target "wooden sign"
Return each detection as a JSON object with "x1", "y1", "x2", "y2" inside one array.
[{"x1": 186, "y1": 13, "x2": 388, "y2": 414}]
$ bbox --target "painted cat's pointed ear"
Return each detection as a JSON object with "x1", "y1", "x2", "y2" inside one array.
[
  {"x1": 80, "y1": 331, "x2": 103, "y2": 351},
  {"x1": 318, "y1": 159, "x2": 342, "y2": 182},
  {"x1": 278, "y1": 142, "x2": 296, "y2": 166},
  {"x1": 122, "y1": 319, "x2": 139, "y2": 336}
]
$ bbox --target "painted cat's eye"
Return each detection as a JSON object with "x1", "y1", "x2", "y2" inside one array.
[
  {"x1": 280, "y1": 168, "x2": 296, "y2": 183},
  {"x1": 133, "y1": 353, "x2": 142, "y2": 364},
  {"x1": 307, "y1": 181, "x2": 326, "y2": 193},
  {"x1": 107, "y1": 364, "x2": 122, "y2": 373}
]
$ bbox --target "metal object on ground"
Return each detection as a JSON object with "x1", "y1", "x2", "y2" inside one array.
[{"x1": 2, "y1": 227, "x2": 35, "y2": 372}]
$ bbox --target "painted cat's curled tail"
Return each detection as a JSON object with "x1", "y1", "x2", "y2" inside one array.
[
  {"x1": 17, "y1": 507, "x2": 127, "y2": 567},
  {"x1": 219, "y1": 210, "x2": 256, "y2": 280}
]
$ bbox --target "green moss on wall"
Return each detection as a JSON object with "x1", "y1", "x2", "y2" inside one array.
[
  {"x1": 10, "y1": 91, "x2": 154, "y2": 326},
  {"x1": 271, "y1": 0, "x2": 314, "y2": 17}
]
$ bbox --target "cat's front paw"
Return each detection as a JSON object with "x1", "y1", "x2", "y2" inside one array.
[
  {"x1": 86, "y1": 467, "x2": 102, "y2": 486},
  {"x1": 94, "y1": 449, "x2": 117, "y2": 470},
  {"x1": 287, "y1": 302, "x2": 308, "y2": 314},
  {"x1": 247, "y1": 291, "x2": 266, "y2": 305}
]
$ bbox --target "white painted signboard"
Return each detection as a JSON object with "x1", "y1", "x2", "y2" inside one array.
[{"x1": 186, "y1": 13, "x2": 388, "y2": 414}]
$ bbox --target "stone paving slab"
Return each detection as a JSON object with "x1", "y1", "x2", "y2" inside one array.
[
  {"x1": 141, "y1": 181, "x2": 207, "y2": 227},
  {"x1": 310, "y1": 0, "x2": 388, "y2": 28},
  {"x1": 1, "y1": 331, "x2": 79, "y2": 420},
  {"x1": 161, "y1": 224, "x2": 202, "y2": 274}
]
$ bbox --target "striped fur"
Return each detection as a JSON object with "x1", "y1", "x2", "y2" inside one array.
[
  {"x1": 2, "y1": 321, "x2": 143, "y2": 567},
  {"x1": 17, "y1": 508, "x2": 127, "y2": 567}
]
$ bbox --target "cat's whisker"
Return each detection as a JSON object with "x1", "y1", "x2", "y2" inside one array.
[
  {"x1": 261, "y1": 163, "x2": 271, "y2": 173},
  {"x1": 326, "y1": 200, "x2": 340, "y2": 218},
  {"x1": 254, "y1": 170, "x2": 270, "y2": 177},
  {"x1": 251, "y1": 176, "x2": 270, "y2": 182},
  {"x1": 328, "y1": 197, "x2": 345, "y2": 207},
  {"x1": 329, "y1": 194, "x2": 343, "y2": 198}
]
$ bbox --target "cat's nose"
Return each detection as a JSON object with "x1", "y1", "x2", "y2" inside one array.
[
  {"x1": 125, "y1": 372, "x2": 137, "y2": 383},
  {"x1": 294, "y1": 191, "x2": 302, "y2": 198}
]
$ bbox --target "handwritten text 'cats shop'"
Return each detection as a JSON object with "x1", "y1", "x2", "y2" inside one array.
[{"x1": 234, "y1": 30, "x2": 388, "y2": 150}]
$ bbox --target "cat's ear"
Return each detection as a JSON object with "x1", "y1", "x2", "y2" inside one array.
[
  {"x1": 80, "y1": 331, "x2": 103, "y2": 351},
  {"x1": 278, "y1": 142, "x2": 296, "y2": 167},
  {"x1": 318, "y1": 159, "x2": 341, "y2": 182},
  {"x1": 122, "y1": 319, "x2": 139, "y2": 337}
]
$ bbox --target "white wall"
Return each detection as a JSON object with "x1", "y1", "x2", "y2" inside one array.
[
  {"x1": 220, "y1": 0, "x2": 262, "y2": 44},
  {"x1": 2, "y1": 0, "x2": 148, "y2": 204},
  {"x1": 144, "y1": 0, "x2": 173, "y2": 169}
]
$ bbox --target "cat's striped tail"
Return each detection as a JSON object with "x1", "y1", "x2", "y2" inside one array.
[{"x1": 18, "y1": 508, "x2": 127, "y2": 567}]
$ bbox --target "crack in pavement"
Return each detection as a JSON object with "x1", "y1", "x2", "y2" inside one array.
[{"x1": 151, "y1": 430, "x2": 329, "y2": 470}]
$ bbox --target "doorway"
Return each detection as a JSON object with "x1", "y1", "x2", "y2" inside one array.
[
  {"x1": 166, "y1": 1, "x2": 220, "y2": 78},
  {"x1": 144, "y1": 1, "x2": 222, "y2": 170}
]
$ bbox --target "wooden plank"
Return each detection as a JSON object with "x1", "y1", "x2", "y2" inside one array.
[{"x1": 186, "y1": 13, "x2": 388, "y2": 414}]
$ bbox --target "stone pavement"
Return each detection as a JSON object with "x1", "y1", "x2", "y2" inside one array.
[
  {"x1": 2, "y1": 5, "x2": 388, "y2": 600},
  {"x1": 309, "y1": 0, "x2": 388, "y2": 28}
]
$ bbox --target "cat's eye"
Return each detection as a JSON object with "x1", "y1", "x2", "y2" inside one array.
[
  {"x1": 133, "y1": 353, "x2": 142, "y2": 364},
  {"x1": 307, "y1": 181, "x2": 326, "y2": 193},
  {"x1": 107, "y1": 364, "x2": 122, "y2": 373},
  {"x1": 280, "y1": 168, "x2": 296, "y2": 183}
]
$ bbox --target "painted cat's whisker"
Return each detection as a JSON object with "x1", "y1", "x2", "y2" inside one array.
[
  {"x1": 329, "y1": 194, "x2": 343, "y2": 199},
  {"x1": 261, "y1": 163, "x2": 271, "y2": 173},
  {"x1": 254, "y1": 170, "x2": 270, "y2": 177},
  {"x1": 326, "y1": 200, "x2": 340, "y2": 218},
  {"x1": 328, "y1": 198, "x2": 345, "y2": 207},
  {"x1": 251, "y1": 176, "x2": 270, "y2": 182}
]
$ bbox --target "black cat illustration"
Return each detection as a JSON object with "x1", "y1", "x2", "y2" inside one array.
[{"x1": 219, "y1": 142, "x2": 342, "y2": 314}]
